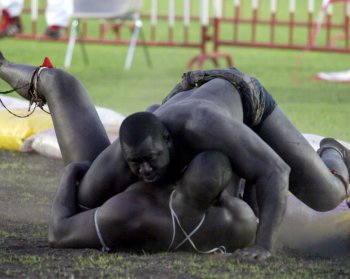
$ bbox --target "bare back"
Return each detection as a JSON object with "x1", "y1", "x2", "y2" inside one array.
[
  {"x1": 155, "y1": 78, "x2": 244, "y2": 129},
  {"x1": 150, "y1": 79, "x2": 244, "y2": 166}
]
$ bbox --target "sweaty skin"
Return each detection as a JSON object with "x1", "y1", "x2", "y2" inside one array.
[
  {"x1": 0, "y1": 53, "x2": 348, "y2": 261},
  {"x1": 48, "y1": 151, "x2": 258, "y2": 254}
]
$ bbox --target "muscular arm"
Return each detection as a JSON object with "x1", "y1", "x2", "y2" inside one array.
[
  {"x1": 77, "y1": 140, "x2": 137, "y2": 208},
  {"x1": 48, "y1": 162, "x2": 101, "y2": 249},
  {"x1": 186, "y1": 110, "x2": 290, "y2": 257}
]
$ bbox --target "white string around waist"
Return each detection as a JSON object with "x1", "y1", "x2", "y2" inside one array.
[
  {"x1": 94, "y1": 208, "x2": 111, "y2": 252},
  {"x1": 168, "y1": 190, "x2": 226, "y2": 254}
]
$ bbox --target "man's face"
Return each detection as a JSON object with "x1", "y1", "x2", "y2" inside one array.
[{"x1": 122, "y1": 136, "x2": 170, "y2": 183}]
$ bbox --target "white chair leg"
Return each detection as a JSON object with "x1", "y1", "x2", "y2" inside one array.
[
  {"x1": 64, "y1": 19, "x2": 79, "y2": 69},
  {"x1": 124, "y1": 18, "x2": 142, "y2": 70}
]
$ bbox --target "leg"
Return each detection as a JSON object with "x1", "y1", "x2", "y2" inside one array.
[
  {"x1": 44, "y1": 0, "x2": 73, "y2": 39},
  {"x1": 258, "y1": 107, "x2": 347, "y2": 211},
  {"x1": 45, "y1": 0, "x2": 73, "y2": 29},
  {"x1": 0, "y1": 53, "x2": 110, "y2": 164},
  {"x1": 0, "y1": 0, "x2": 23, "y2": 37}
]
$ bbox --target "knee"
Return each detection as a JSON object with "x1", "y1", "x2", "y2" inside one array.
[
  {"x1": 272, "y1": 160, "x2": 291, "y2": 193},
  {"x1": 258, "y1": 159, "x2": 290, "y2": 197},
  {"x1": 292, "y1": 169, "x2": 345, "y2": 211},
  {"x1": 304, "y1": 185, "x2": 344, "y2": 212},
  {"x1": 281, "y1": 161, "x2": 291, "y2": 184}
]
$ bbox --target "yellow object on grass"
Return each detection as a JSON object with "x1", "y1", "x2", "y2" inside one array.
[{"x1": 0, "y1": 109, "x2": 53, "y2": 150}]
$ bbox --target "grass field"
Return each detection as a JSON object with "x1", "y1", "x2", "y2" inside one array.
[
  {"x1": 0, "y1": 24, "x2": 350, "y2": 278},
  {"x1": 2, "y1": 37, "x2": 350, "y2": 140}
]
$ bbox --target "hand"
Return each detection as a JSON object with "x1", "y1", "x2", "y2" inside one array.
[{"x1": 231, "y1": 245, "x2": 272, "y2": 261}]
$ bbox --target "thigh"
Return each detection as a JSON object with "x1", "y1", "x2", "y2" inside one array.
[
  {"x1": 40, "y1": 69, "x2": 110, "y2": 164},
  {"x1": 257, "y1": 107, "x2": 344, "y2": 209}
]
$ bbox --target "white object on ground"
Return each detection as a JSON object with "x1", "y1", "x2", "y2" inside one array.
[
  {"x1": 316, "y1": 69, "x2": 350, "y2": 82},
  {"x1": 21, "y1": 106, "x2": 124, "y2": 158}
]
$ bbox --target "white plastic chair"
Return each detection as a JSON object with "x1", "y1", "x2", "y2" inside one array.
[{"x1": 64, "y1": 0, "x2": 148, "y2": 70}]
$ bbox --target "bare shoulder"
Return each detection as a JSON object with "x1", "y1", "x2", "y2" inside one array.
[
  {"x1": 78, "y1": 139, "x2": 136, "y2": 206},
  {"x1": 92, "y1": 140, "x2": 128, "y2": 172},
  {"x1": 102, "y1": 186, "x2": 167, "y2": 221}
]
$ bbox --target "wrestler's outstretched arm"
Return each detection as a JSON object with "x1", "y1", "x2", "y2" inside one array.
[
  {"x1": 50, "y1": 159, "x2": 144, "y2": 250},
  {"x1": 184, "y1": 110, "x2": 290, "y2": 260},
  {"x1": 49, "y1": 161, "x2": 101, "y2": 249}
]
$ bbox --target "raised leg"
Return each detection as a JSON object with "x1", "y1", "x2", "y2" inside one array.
[
  {"x1": 258, "y1": 107, "x2": 347, "y2": 211},
  {"x1": 0, "y1": 52, "x2": 110, "y2": 164}
]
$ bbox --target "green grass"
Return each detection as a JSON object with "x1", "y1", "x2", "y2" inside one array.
[{"x1": 1, "y1": 38, "x2": 350, "y2": 141}]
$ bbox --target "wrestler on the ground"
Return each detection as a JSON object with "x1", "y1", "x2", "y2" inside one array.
[
  {"x1": 49, "y1": 151, "x2": 257, "y2": 253},
  {"x1": 0, "y1": 53, "x2": 257, "y2": 254},
  {"x1": 0, "y1": 53, "x2": 349, "y2": 260}
]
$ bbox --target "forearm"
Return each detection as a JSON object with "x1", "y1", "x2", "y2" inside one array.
[
  {"x1": 49, "y1": 162, "x2": 102, "y2": 249},
  {"x1": 254, "y1": 171, "x2": 289, "y2": 251},
  {"x1": 49, "y1": 165, "x2": 79, "y2": 235}
]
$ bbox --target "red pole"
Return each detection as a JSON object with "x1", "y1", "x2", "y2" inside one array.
[
  {"x1": 270, "y1": 12, "x2": 276, "y2": 44},
  {"x1": 345, "y1": 3, "x2": 349, "y2": 48},
  {"x1": 151, "y1": 25, "x2": 156, "y2": 41},
  {"x1": 31, "y1": 21, "x2": 37, "y2": 36},
  {"x1": 201, "y1": 25, "x2": 208, "y2": 55},
  {"x1": 346, "y1": 14, "x2": 350, "y2": 48},
  {"x1": 184, "y1": 26, "x2": 189, "y2": 43},
  {"x1": 214, "y1": 17, "x2": 219, "y2": 52},
  {"x1": 168, "y1": 26, "x2": 173, "y2": 42},
  {"x1": 289, "y1": 12, "x2": 295, "y2": 46},
  {"x1": 233, "y1": 5, "x2": 240, "y2": 42},
  {"x1": 99, "y1": 22, "x2": 104, "y2": 40},
  {"x1": 308, "y1": 12, "x2": 313, "y2": 44},
  {"x1": 82, "y1": 21, "x2": 87, "y2": 38},
  {"x1": 252, "y1": 8, "x2": 258, "y2": 43},
  {"x1": 326, "y1": 13, "x2": 332, "y2": 47}
]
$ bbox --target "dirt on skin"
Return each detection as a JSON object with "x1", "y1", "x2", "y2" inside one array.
[{"x1": 0, "y1": 150, "x2": 349, "y2": 278}]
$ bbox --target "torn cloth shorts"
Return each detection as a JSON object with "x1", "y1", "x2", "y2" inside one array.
[{"x1": 162, "y1": 68, "x2": 277, "y2": 130}]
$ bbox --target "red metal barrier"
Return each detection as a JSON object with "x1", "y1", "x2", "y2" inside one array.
[
  {"x1": 10, "y1": 0, "x2": 350, "y2": 69},
  {"x1": 212, "y1": 0, "x2": 350, "y2": 60}
]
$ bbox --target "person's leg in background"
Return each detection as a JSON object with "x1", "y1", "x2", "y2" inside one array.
[
  {"x1": 0, "y1": 0, "x2": 23, "y2": 37},
  {"x1": 44, "y1": 0, "x2": 72, "y2": 39}
]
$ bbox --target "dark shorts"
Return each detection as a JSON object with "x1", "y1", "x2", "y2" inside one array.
[{"x1": 163, "y1": 68, "x2": 277, "y2": 130}]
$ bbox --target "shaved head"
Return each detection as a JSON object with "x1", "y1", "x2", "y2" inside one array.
[
  {"x1": 119, "y1": 112, "x2": 166, "y2": 147},
  {"x1": 119, "y1": 112, "x2": 173, "y2": 183}
]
